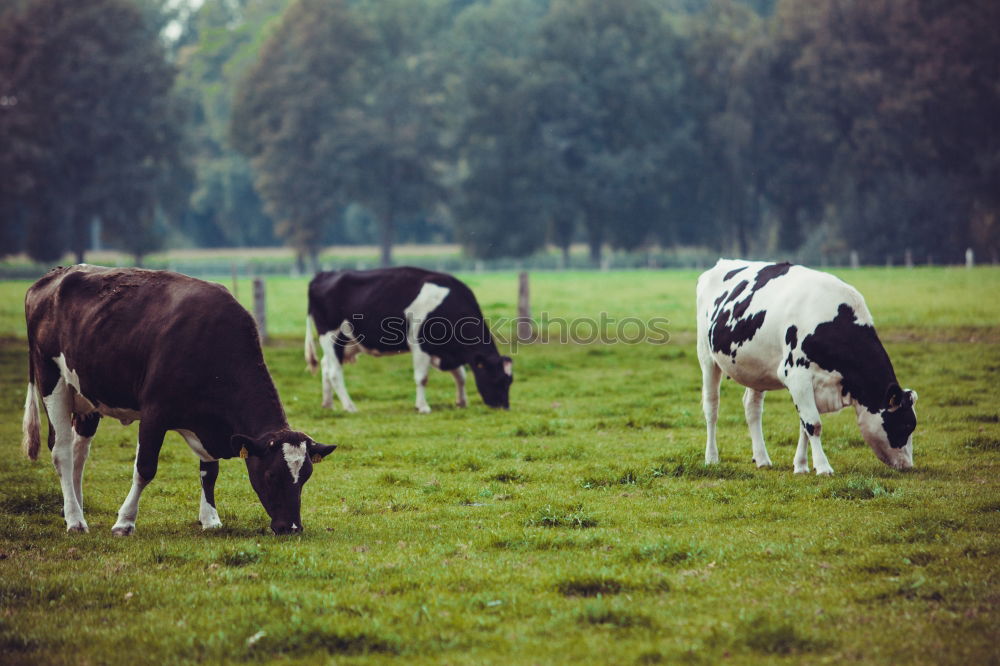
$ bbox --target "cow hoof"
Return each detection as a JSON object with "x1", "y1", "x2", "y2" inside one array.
[
  {"x1": 416, "y1": 406, "x2": 431, "y2": 414},
  {"x1": 794, "y1": 467, "x2": 810, "y2": 475},
  {"x1": 455, "y1": 401, "x2": 467, "y2": 408},
  {"x1": 111, "y1": 524, "x2": 135, "y2": 536},
  {"x1": 66, "y1": 522, "x2": 89, "y2": 533},
  {"x1": 201, "y1": 520, "x2": 223, "y2": 530},
  {"x1": 321, "y1": 400, "x2": 333, "y2": 409},
  {"x1": 815, "y1": 468, "x2": 834, "y2": 476},
  {"x1": 343, "y1": 403, "x2": 358, "y2": 413},
  {"x1": 756, "y1": 461, "x2": 773, "y2": 469}
]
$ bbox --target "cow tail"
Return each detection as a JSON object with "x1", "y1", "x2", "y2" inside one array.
[
  {"x1": 22, "y1": 364, "x2": 41, "y2": 461},
  {"x1": 305, "y1": 314, "x2": 319, "y2": 374}
]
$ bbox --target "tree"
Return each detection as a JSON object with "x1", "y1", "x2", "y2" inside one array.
[
  {"x1": 530, "y1": 0, "x2": 687, "y2": 264},
  {"x1": 175, "y1": 0, "x2": 289, "y2": 249},
  {"x1": 0, "y1": 0, "x2": 188, "y2": 264},
  {"x1": 233, "y1": 0, "x2": 450, "y2": 268}
]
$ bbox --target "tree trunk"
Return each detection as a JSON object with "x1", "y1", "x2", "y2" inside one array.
[
  {"x1": 778, "y1": 203, "x2": 801, "y2": 251},
  {"x1": 380, "y1": 216, "x2": 394, "y2": 268},
  {"x1": 70, "y1": 207, "x2": 87, "y2": 264}
]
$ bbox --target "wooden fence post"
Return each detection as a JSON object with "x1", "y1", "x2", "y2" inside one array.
[
  {"x1": 253, "y1": 277, "x2": 267, "y2": 344},
  {"x1": 966, "y1": 248, "x2": 974, "y2": 269},
  {"x1": 517, "y1": 271, "x2": 534, "y2": 343}
]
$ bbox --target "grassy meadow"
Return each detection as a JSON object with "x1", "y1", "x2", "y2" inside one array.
[{"x1": 1, "y1": 266, "x2": 999, "y2": 664}]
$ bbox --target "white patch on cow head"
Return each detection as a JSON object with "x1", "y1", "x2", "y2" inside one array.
[{"x1": 283, "y1": 441, "x2": 308, "y2": 484}]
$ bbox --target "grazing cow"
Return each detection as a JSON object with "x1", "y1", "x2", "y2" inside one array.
[
  {"x1": 22, "y1": 265, "x2": 335, "y2": 535},
  {"x1": 696, "y1": 259, "x2": 917, "y2": 474},
  {"x1": 305, "y1": 267, "x2": 513, "y2": 413}
]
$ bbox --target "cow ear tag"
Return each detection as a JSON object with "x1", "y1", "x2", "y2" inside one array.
[
  {"x1": 239, "y1": 446, "x2": 249, "y2": 459},
  {"x1": 311, "y1": 453, "x2": 323, "y2": 463}
]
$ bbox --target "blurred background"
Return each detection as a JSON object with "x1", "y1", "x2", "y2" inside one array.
[{"x1": 1, "y1": 0, "x2": 997, "y2": 276}]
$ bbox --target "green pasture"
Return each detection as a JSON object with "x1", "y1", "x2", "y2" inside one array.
[{"x1": 1, "y1": 267, "x2": 999, "y2": 664}]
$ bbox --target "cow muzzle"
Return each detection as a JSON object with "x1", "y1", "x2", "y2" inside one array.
[{"x1": 271, "y1": 521, "x2": 303, "y2": 535}]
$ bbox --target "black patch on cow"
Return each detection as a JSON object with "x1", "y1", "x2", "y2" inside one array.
[
  {"x1": 800, "y1": 303, "x2": 906, "y2": 416},
  {"x1": 725, "y1": 280, "x2": 749, "y2": 305},
  {"x1": 785, "y1": 325, "x2": 798, "y2": 350},
  {"x1": 723, "y1": 266, "x2": 747, "y2": 281},
  {"x1": 713, "y1": 290, "x2": 729, "y2": 309},
  {"x1": 881, "y1": 402, "x2": 917, "y2": 449},
  {"x1": 710, "y1": 308, "x2": 767, "y2": 360},
  {"x1": 802, "y1": 421, "x2": 815, "y2": 436},
  {"x1": 751, "y1": 262, "x2": 793, "y2": 293},
  {"x1": 785, "y1": 352, "x2": 793, "y2": 367}
]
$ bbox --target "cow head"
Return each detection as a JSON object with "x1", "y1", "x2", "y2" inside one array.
[
  {"x1": 856, "y1": 385, "x2": 917, "y2": 470},
  {"x1": 470, "y1": 354, "x2": 513, "y2": 409},
  {"x1": 233, "y1": 430, "x2": 336, "y2": 534}
]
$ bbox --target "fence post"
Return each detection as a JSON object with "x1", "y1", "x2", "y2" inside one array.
[
  {"x1": 850, "y1": 250, "x2": 859, "y2": 269},
  {"x1": 253, "y1": 277, "x2": 267, "y2": 344},
  {"x1": 966, "y1": 248, "x2": 974, "y2": 269},
  {"x1": 904, "y1": 248, "x2": 914, "y2": 268},
  {"x1": 517, "y1": 271, "x2": 534, "y2": 343}
]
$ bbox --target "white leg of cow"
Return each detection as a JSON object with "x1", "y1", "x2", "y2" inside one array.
[
  {"x1": 699, "y1": 352, "x2": 723, "y2": 465},
  {"x1": 451, "y1": 366, "x2": 468, "y2": 407},
  {"x1": 43, "y1": 379, "x2": 88, "y2": 532},
  {"x1": 113, "y1": 444, "x2": 147, "y2": 536},
  {"x1": 785, "y1": 372, "x2": 833, "y2": 475},
  {"x1": 112, "y1": 422, "x2": 166, "y2": 535},
  {"x1": 793, "y1": 425, "x2": 810, "y2": 474},
  {"x1": 319, "y1": 332, "x2": 357, "y2": 412},
  {"x1": 71, "y1": 431, "x2": 93, "y2": 509},
  {"x1": 743, "y1": 388, "x2": 772, "y2": 468},
  {"x1": 198, "y1": 461, "x2": 222, "y2": 529},
  {"x1": 411, "y1": 346, "x2": 432, "y2": 414}
]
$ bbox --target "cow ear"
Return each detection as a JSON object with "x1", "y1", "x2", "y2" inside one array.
[
  {"x1": 501, "y1": 356, "x2": 513, "y2": 377},
  {"x1": 904, "y1": 389, "x2": 918, "y2": 405},
  {"x1": 231, "y1": 434, "x2": 267, "y2": 458},
  {"x1": 307, "y1": 441, "x2": 337, "y2": 463},
  {"x1": 471, "y1": 354, "x2": 486, "y2": 370},
  {"x1": 885, "y1": 384, "x2": 904, "y2": 410}
]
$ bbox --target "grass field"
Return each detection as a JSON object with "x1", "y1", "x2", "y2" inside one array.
[{"x1": 1, "y1": 267, "x2": 999, "y2": 664}]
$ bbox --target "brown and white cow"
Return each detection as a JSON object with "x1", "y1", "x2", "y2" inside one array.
[
  {"x1": 696, "y1": 259, "x2": 917, "y2": 475},
  {"x1": 22, "y1": 265, "x2": 335, "y2": 535}
]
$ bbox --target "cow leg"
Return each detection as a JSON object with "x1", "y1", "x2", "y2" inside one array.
[
  {"x1": 43, "y1": 378, "x2": 88, "y2": 532},
  {"x1": 793, "y1": 425, "x2": 810, "y2": 474},
  {"x1": 411, "y1": 346, "x2": 433, "y2": 413},
  {"x1": 319, "y1": 331, "x2": 357, "y2": 412},
  {"x1": 699, "y1": 352, "x2": 723, "y2": 465},
  {"x1": 743, "y1": 388, "x2": 772, "y2": 468},
  {"x1": 198, "y1": 460, "x2": 222, "y2": 529},
  {"x1": 785, "y1": 373, "x2": 833, "y2": 475},
  {"x1": 451, "y1": 366, "x2": 468, "y2": 407},
  {"x1": 70, "y1": 413, "x2": 100, "y2": 510},
  {"x1": 112, "y1": 421, "x2": 167, "y2": 536}
]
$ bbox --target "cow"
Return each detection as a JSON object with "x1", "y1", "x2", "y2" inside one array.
[
  {"x1": 696, "y1": 259, "x2": 917, "y2": 475},
  {"x1": 21, "y1": 265, "x2": 336, "y2": 535},
  {"x1": 304, "y1": 267, "x2": 513, "y2": 413}
]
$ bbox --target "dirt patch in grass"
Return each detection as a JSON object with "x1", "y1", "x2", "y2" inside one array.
[{"x1": 556, "y1": 575, "x2": 625, "y2": 597}]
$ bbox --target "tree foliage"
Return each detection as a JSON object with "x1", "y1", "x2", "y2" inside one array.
[{"x1": 0, "y1": 0, "x2": 188, "y2": 263}]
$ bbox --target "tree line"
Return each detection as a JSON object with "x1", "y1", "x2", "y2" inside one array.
[{"x1": 2, "y1": 0, "x2": 997, "y2": 268}]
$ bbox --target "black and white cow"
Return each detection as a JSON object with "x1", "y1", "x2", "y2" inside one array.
[
  {"x1": 22, "y1": 265, "x2": 335, "y2": 535},
  {"x1": 696, "y1": 259, "x2": 917, "y2": 474},
  {"x1": 305, "y1": 267, "x2": 513, "y2": 413}
]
